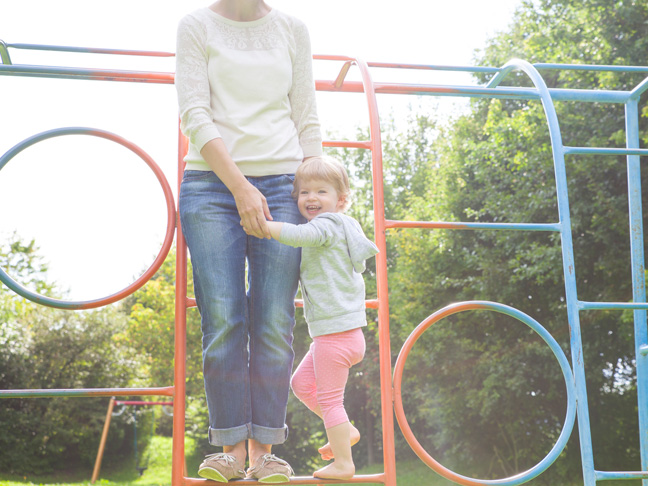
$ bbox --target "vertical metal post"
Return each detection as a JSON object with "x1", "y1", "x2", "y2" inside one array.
[
  {"x1": 172, "y1": 126, "x2": 189, "y2": 486},
  {"x1": 626, "y1": 98, "x2": 648, "y2": 486},
  {"x1": 505, "y1": 59, "x2": 598, "y2": 486},
  {"x1": 355, "y1": 57, "x2": 397, "y2": 486}
]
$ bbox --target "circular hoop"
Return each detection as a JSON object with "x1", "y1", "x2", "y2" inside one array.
[
  {"x1": 393, "y1": 301, "x2": 576, "y2": 486},
  {"x1": 0, "y1": 127, "x2": 176, "y2": 309}
]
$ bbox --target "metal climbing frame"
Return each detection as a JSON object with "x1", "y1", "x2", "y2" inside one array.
[{"x1": 0, "y1": 40, "x2": 647, "y2": 486}]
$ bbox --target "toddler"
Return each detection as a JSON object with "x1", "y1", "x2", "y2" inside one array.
[{"x1": 258, "y1": 155, "x2": 378, "y2": 480}]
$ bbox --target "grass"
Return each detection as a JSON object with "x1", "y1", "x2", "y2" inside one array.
[
  {"x1": 0, "y1": 436, "x2": 201, "y2": 486},
  {"x1": 1, "y1": 435, "x2": 628, "y2": 486},
  {"x1": 0, "y1": 436, "x2": 456, "y2": 486}
]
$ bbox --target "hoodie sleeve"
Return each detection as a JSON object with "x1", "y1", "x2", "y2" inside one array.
[{"x1": 277, "y1": 217, "x2": 336, "y2": 248}]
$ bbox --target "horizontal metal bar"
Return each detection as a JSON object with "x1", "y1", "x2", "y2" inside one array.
[
  {"x1": 323, "y1": 140, "x2": 372, "y2": 149},
  {"x1": 187, "y1": 297, "x2": 378, "y2": 309},
  {"x1": 578, "y1": 301, "x2": 648, "y2": 310},
  {"x1": 316, "y1": 80, "x2": 630, "y2": 103},
  {"x1": 0, "y1": 386, "x2": 174, "y2": 398},
  {"x1": 385, "y1": 220, "x2": 562, "y2": 231},
  {"x1": 595, "y1": 470, "x2": 648, "y2": 481},
  {"x1": 8, "y1": 43, "x2": 174, "y2": 57},
  {"x1": 366, "y1": 61, "x2": 500, "y2": 74},
  {"x1": 535, "y1": 63, "x2": 648, "y2": 73},
  {"x1": 316, "y1": 80, "x2": 542, "y2": 100},
  {"x1": 114, "y1": 400, "x2": 173, "y2": 406},
  {"x1": 183, "y1": 473, "x2": 386, "y2": 485},
  {"x1": 564, "y1": 146, "x2": 648, "y2": 156},
  {"x1": 0, "y1": 64, "x2": 174, "y2": 83},
  {"x1": 0, "y1": 65, "x2": 635, "y2": 103}
]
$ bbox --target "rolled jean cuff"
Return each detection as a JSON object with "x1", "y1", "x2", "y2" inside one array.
[
  {"x1": 251, "y1": 423, "x2": 289, "y2": 445},
  {"x1": 208, "y1": 423, "x2": 250, "y2": 446}
]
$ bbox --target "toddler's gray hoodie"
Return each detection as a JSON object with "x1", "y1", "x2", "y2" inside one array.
[{"x1": 278, "y1": 212, "x2": 379, "y2": 338}]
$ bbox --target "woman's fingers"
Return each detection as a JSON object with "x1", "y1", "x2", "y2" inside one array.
[{"x1": 233, "y1": 183, "x2": 272, "y2": 238}]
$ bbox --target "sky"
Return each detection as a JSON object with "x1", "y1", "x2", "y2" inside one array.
[{"x1": 0, "y1": 0, "x2": 523, "y2": 302}]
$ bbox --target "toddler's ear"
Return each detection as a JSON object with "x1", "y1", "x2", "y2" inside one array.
[{"x1": 337, "y1": 194, "x2": 348, "y2": 211}]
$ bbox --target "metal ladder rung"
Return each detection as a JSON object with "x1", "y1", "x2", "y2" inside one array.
[
  {"x1": 595, "y1": 470, "x2": 648, "y2": 481},
  {"x1": 578, "y1": 301, "x2": 648, "y2": 310},
  {"x1": 564, "y1": 146, "x2": 648, "y2": 156}
]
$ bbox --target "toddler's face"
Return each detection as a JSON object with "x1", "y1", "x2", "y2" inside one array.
[{"x1": 296, "y1": 179, "x2": 345, "y2": 221}]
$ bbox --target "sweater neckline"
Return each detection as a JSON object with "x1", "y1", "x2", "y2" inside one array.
[{"x1": 204, "y1": 7, "x2": 276, "y2": 27}]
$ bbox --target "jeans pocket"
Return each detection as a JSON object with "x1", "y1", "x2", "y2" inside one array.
[{"x1": 182, "y1": 170, "x2": 213, "y2": 182}]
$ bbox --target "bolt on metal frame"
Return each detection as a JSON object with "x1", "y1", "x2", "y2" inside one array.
[{"x1": 1, "y1": 41, "x2": 647, "y2": 486}]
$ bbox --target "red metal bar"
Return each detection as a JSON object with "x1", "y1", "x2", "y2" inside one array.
[
  {"x1": 114, "y1": 401, "x2": 173, "y2": 406},
  {"x1": 173, "y1": 126, "x2": 189, "y2": 486}
]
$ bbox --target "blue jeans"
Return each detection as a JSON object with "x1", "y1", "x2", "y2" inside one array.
[{"x1": 179, "y1": 170, "x2": 304, "y2": 446}]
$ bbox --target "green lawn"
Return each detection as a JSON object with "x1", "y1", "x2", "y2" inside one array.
[
  {"x1": 0, "y1": 435, "x2": 455, "y2": 486},
  {"x1": 0, "y1": 435, "x2": 607, "y2": 486}
]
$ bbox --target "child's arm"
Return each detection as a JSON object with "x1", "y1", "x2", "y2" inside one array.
[
  {"x1": 262, "y1": 217, "x2": 334, "y2": 248},
  {"x1": 265, "y1": 220, "x2": 285, "y2": 240}
]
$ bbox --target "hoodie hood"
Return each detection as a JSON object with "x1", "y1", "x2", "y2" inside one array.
[{"x1": 319, "y1": 213, "x2": 379, "y2": 273}]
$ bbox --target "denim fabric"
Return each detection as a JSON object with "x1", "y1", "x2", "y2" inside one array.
[{"x1": 179, "y1": 170, "x2": 304, "y2": 446}]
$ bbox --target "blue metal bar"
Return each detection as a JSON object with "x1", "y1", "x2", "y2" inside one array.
[
  {"x1": 7, "y1": 42, "x2": 174, "y2": 57},
  {"x1": 385, "y1": 220, "x2": 561, "y2": 231},
  {"x1": 0, "y1": 63, "x2": 631, "y2": 104},
  {"x1": 579, "y1": 302, "x2": 648, "y2": 310},
  {"x1": 0, "y1": 64, "x2": 174, "y2": 84},
  {"x1": 630, "y1": 77, "x2": 648, "y2": 101},
  {"x1": 595, "y1": 471, "x2": 648, "y2": 481},
  {"x1": 370, "y1": 83, "x2": 629, "y2": 103},
  {"x1": 366, "y1": 61, "x2": 501, "y2": 74},
  {"x1": 626, "y1": 98, "x2": 648, "y2": 486},
  {"x1": 500, "y1": 59, "x2": 597, "y2": 486},
  {"x1": 534, "y1": 63, "x2": 648, "y2": 73},
  {"x1": 564, "y1": 147, "x2": 648, "y2": 156}
]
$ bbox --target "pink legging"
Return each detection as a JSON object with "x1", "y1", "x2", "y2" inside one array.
[{"x1": 291, "y1": 328, "x2": 365, "y2": 429}]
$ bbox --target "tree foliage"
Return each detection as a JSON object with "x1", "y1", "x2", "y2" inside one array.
[
  {"x1": 0, "y1": 234, "x2": 141, "y2": 475},
  {"x1": 362, "y1": 0, "x2": 648, "y2": 482}
]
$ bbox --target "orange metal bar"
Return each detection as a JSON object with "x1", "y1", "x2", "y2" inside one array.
[
  {"x1": 352, "y1": 57, "x2": 397, "y2": 486},
  {"x1": 182, "y1": 474, "x2": 386, "y2": 485},
  {"x1": 91, "y1": 397, "x2": 115, "y2": 484},
  {"x1": 173, "y1": 126, "x2": 189, "y2": 486},
  {"x1": 0, "y1": 386, "x2": 174, "y2": 398},
  {"x1": 322, "y1": 140, "x2": 372, "y2": 149}
]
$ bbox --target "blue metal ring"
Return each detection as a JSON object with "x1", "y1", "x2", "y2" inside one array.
[{"x1": 393, "y1": 301, "x2": 576, "y2": 486}]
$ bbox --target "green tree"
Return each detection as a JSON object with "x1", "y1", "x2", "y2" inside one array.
[
  {"x1": 381, "y1": 0, "x2": 647, "y2": 483},
  {"x1": 0, "y1": 235, "x2": 140, "y2": 475}
]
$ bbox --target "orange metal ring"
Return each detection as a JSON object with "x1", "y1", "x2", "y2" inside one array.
[{"x1": 0, "y1": 127, "x2": 176, "y2": 309}]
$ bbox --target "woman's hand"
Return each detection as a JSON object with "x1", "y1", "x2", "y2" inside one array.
[
  {"x1": 231, "y1": 180, "x2": 273, "y2": 239},
  {"x1": 199, "y1": 139, "x2": 273, "y2": 238}
]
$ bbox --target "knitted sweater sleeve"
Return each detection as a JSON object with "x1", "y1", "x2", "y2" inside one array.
[
  {"x1": 175, "y1": 14, "x2": 221, "y2": 152},
  {"x1": 288, "y1": 19, "x2": 323, "y2": 159}
]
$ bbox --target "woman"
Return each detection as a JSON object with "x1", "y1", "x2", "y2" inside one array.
[{"x1": 175, "y1": 0, "x2": 322, "y2": 482}]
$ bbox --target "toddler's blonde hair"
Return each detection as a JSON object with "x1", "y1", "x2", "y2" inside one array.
[{"x1": 292, "y1": 156, "x2": 351, "y2": 211}]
